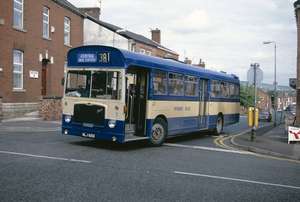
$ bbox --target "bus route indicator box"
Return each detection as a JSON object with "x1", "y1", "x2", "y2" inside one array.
[{"x1": 77, "y1": 53, "x2": 97, "y2": 63}]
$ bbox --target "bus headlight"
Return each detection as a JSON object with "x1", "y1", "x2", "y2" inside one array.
[
  {"x1": 108, "y1": 120, "x2": 116, "y2": 128},
  {"x1": 64, "y1": 115, "x2": 72, "y2": 123}
]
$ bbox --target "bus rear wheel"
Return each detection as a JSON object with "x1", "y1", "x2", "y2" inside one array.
[
  {"x1": 214, "y1": 115, "x2": 224, "y2": 135},
  {"x1": 149, "y1": 118, "x2": 167, "y2": 146}
]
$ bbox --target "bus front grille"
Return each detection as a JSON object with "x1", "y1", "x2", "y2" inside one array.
[{"x1": 73, "y1": 104, "x2": 105, "y2": 126}]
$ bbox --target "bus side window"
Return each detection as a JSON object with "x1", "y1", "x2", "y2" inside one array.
[
  {"x1": 185, "y1": 75, "x2": 198, "y2": 96},
  {"x1": 153, "y1": 70, "x2": 167, "y2": 95},
  {"x1": 168, "y1": 73, "x2": 184, "y2": 96}
]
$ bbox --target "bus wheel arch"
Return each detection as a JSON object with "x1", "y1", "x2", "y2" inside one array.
[{"x1": 149, "y1": 115, "x2": 168, "y2": 146}]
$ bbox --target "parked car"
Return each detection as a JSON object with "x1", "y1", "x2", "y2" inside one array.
[{"x1": 259, "y1": 110, "x2": 272, "y2": 122}]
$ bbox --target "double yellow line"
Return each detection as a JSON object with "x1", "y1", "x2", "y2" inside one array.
[{"x1": 214, "y1": 132, "x2": 300, "y2": 164}]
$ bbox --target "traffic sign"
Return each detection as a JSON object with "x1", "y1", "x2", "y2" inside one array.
[
  {"x1": 288, "y1": 126, "x2": 300, "y2": 144},
  {"x1": 247, "y1": 65, "x2": 263, "y2": 86}
]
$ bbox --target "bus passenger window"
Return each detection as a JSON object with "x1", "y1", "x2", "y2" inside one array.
[
  {"x1": 153, "y1": 70, "x2": 167, "y2": 95},
  {"x1": 168, "y1": 73, "x2": 184, "y2": 96},
  {"x1": 185, "y1": 76, "x2": 198, "y2": 96}
]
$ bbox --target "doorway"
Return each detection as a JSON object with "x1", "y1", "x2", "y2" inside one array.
[
  {"x1": 41, "y1": 66, "x2": 47, "y2": 96},
  {"x1": 125, "y1": 67, "x2": 148, "y2": 136}
]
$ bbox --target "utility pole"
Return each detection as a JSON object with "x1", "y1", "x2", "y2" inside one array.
[
  {"x1": 294, "y1": 1, "x2": 300, "y2": 126},
  {"x1": 263, "y1": 41, "x2": 277, "y2": 126},
  {"x1": 250, "y1": 63, "x2": 259, "y2": 141}
]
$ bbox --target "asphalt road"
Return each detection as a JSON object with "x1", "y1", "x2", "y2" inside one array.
[{"x1": 0, "y1": 117, "x2": 299, "y2": 202}]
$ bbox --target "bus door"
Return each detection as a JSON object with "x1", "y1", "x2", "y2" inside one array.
[
  {"x1": 199, "y1": 79, "x2": 208, "y2": 128},
  {"x1": 125, "y1": 68, "x2": 148, "y2": 136}
]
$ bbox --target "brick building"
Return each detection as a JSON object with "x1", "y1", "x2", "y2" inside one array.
[
  {"x1": 0, "y1": 0, "x2": 84, "y2": 118},
  {"x1": 257, "y1": 89, "x2": 272, "y2": 111}
]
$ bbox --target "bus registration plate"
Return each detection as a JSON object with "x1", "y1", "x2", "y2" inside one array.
[{"x1": 82, "y1": 132, "x2": 96, "y2": 138}]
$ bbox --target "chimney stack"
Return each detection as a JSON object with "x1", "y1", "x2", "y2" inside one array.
[
  {"x1": 184, "y1": 57, "x2": 192, "y2": 65},
  {"x1": 294, "y1": 0, "x2": 300, "y2": 125},
  {"x1": 151, "y1": 28, "x2": 161, "y2": 44}
]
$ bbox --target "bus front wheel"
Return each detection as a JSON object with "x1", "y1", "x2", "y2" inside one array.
[
  {"x1": 214, "y1": 115, "x2": 224, "y2": 135},
  {"x1": 149, "y1": 118, "x2": 167, "y2": 146}
]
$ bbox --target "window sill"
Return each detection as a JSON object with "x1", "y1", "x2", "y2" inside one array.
[
  {"x1": 64, "y1": 44, "x2": 72, "y2": 48},
  {"x1": 12, "y1": 89, "x2": 26, "y2": 92},
  {"x1": 42, "y1": 37, "x2": 52, "y2": 41},
  {"x1": 13, "y1": 26, "x2": 27, "y2": 33}
]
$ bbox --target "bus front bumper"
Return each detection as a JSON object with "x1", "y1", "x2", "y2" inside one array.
[{"x1": 62, "y1": 115, "x2": 125, "y2": 143}]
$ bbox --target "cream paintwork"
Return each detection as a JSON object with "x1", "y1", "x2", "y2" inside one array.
[
  {"x1": 62, "y1": 97, "x2": 125, "y2": 121},
  {"x1": 146, "y1": 100, "x2": 239, "y2": 119}
]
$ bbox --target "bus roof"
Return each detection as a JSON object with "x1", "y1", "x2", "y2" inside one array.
[{"x1": 68, "y1": 45, "x2": 239, "y2": 83}]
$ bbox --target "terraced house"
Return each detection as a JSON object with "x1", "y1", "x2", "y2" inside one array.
[{"x1": 0, "y1": 0, "x2": 84, "y2": 118}]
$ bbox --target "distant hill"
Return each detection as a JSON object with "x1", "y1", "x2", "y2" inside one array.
[{"x1": 240, "y1": 81, "x2": 294, "y2": 92}]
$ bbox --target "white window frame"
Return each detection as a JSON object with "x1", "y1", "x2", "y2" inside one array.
[
  {"x1": 42, "y1": 6, "x2": 49, "y2": 38},
  {"x1": 13, "y1": 50, "x2": 24, "y2": 90},
  {"x1": 64, "y1": 17, "x2": 71, "y2": 45},
  {"x1": 13, "y1": 0, "x2": 24, "y2": 29},
  {"x1": 140, "y1": 49, "x2": 146, "y2": 54}
]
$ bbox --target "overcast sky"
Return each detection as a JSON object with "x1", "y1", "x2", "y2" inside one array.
[{"x1": 68, "y1": 0, "x2": 297, "y2": 85}]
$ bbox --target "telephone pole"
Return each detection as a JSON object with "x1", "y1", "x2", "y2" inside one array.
[{"x1": 294, "y1": 1, "x2": 300, "y2": 125}]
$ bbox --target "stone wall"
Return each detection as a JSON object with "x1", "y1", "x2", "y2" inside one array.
[
  {"x1": 39, "y1": 97, "x2": 62, "y2": 121},
  {"x1": 2, "y1": 102, "x2": 39, "y2": 119}
]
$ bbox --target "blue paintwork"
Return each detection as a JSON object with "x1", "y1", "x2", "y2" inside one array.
[
  {"x1": 145, "y1": 113, "x2": 240, "y2": 138},
  {"x1": 61, "y1": 114, "x2": 125, "y2": 143},
  {"x1": 67, "y1": 45, "x2": 239, "y2": 84}
]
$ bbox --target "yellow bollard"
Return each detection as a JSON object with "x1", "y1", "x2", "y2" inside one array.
[{"x1": 248, "y1": 107, "x2": 254, "y2": 127}]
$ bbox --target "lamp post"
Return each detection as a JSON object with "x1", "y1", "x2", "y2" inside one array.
[{"x1": 263, "y1": 41, "x2": 277, "y2": 126}]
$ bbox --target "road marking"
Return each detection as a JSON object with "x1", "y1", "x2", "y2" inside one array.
[
  {"x1": 164, "y1": 143, "x2": 252, "y2": 155},
  {"x1": 174, "y1": 171, "x2": 300, "y2": 190},
  {"x1": 0, "y1": 150, "x2": 91, "y2": 164}
]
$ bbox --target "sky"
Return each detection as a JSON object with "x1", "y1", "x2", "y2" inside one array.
[{"x1": 68, "y1": 0, "x2": 297, "y2": 85}]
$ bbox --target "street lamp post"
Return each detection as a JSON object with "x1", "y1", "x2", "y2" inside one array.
[{"x1": 263, "y1": 41, "x2": 277, "y2": 126}]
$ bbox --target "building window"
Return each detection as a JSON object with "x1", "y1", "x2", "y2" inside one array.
[
  {"x1": 139, "y1": 49, "x2": 146, "y2": 54},
  {"x1": 42, "y1": 7, "x2": 49, "y2": 38},
  {"x1": 13, "y1": 0, "x2": 23, "y2": 29},
  {"x1": 13, "y1": 50, "x2": 23, "y2": 89},
  {"x1": 64, "y1": 17, "x2": 71, "y2": 45}
]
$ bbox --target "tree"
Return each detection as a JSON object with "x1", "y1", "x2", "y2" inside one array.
[{"x1": 240, "y1": 84, "x2": 255, "y2": 107}]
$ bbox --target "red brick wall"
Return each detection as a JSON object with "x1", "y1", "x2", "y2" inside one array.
[{"x1": 0, "y1": 0, "x2": 83, "y2": 103}]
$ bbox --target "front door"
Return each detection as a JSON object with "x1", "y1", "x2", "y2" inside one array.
[
  {"x1": 125, "y1": 68, "x2": 148, "y2": 136},
  {"x1": 199, "y1": 79, "x2": 208, "y2": 128},
  {"x1": 41, "y1": 66, "x2": 47, "y2": 96}
]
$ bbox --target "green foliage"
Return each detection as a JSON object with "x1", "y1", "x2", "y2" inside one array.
[{"x1": 240, "y1": 84, "x2": 255, "y2": 107}]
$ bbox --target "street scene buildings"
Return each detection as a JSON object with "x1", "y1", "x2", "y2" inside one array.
[{"x1": 0, "y1": 0, "x2": 299, "y2": 201}]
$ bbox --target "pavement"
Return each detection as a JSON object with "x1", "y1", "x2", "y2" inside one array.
[{"x1": 229, "y1": 124, "x2": 300, "y2": 161}]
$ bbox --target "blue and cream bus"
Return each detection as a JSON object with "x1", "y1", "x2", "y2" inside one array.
[{"x1": 62, "y1": 45, "x2": 240, "y2": 146}]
